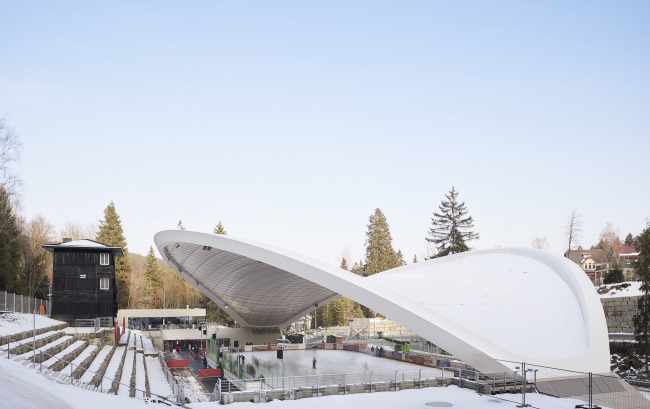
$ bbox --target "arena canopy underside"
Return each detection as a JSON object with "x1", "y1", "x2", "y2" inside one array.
[{"x1": 154, "y1": 230, "x2": 609, "y2": 373}]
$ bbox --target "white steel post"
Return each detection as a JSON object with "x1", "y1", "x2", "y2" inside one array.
[{"x1": 33, "y1": 308, "x2": 36, "y2": 365}]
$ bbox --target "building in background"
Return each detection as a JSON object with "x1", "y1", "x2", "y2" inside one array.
[
  {"x1": 42, "y1": 239, "x2": 123, "y2": 324},
  {"x1": 565, "y1": 249, "x2": 608, "y2": 285}
]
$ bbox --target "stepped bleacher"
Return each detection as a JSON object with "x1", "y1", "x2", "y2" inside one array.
[{"x1": 0, "y1": 313, "x2": 187, "y2": 404}]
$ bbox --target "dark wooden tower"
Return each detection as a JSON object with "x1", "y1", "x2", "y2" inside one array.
[{"x1": 42, "y1": 239, "x2": 124, "y2": 324}]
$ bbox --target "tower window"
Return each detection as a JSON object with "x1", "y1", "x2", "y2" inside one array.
[
  {"x1": 100, "y1": 253, "x2": 110, "y2": 265},
  {"x1": 100, "y1": 278, "x2": 110, "y2": 290}
]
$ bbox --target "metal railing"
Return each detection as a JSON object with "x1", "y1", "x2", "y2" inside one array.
[
  {"x1": 74, "y1": 317, "x2": 114, "y2": 333},
  {"x1": 458, "y1": 359, "x2": 650, "y2": 409},
  {"x1": 0, "y1": 291, "x2": 50, "y2": 317},
  {"x1": 216, "y1": 366, "x2": 449, "y2": 403}
]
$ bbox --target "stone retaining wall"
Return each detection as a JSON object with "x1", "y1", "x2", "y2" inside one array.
[{"x1": 601, "y1": 297, "x2": 639, "y2": 334}]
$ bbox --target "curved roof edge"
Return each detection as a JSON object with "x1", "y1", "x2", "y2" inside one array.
[{"x1": 154, "y1": 230, "x2": 609, "y2": 373}]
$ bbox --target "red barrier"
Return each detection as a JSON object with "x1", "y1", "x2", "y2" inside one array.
[
  {"x1": 190, "y1": 350, "x2": 195, "y2": 359},
  {"x1": 199, "y1": 349, "x2": 206, "y2": 358},
  {"x1": 166, "y1": 360, "x2": 189, "y2": 368},
  {"x1": 198, "y1": 369, "x2": 221, "y2": 377}
]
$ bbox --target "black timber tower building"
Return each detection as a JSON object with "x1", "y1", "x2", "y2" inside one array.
[{"x1": 42, "y1": 239, "x2": 124, "y2": 324}]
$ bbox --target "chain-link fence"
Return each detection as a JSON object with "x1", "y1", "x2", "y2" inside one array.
[{"x1": 0, "y1": 291, "x2": 50, "y2": 316}]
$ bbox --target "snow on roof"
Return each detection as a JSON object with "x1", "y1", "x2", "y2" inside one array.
[
  {"x1": 58, "y1": 239, "x2": 108, "y2": 247},
  {"x1": 614, "y1": 246, "x2": 639, "y2": 257}
]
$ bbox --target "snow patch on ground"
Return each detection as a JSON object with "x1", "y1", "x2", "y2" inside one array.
[
  {"x1": 79, "y1": 345, "x2": 112, "y2": 383},
  {"x1": 145, "y1": 356, "x2": 173, "y2": 399},
  {"x1": 0, "y1": 313, "x2": 63, "y2": 336},
  {"x1": 598, "y1": 281, "x2": 642, "y2": 298},
  {"x1": 117, "y1": 350, "x2": 135, "y2": 396}
]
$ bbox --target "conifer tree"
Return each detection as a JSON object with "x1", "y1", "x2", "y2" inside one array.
[
  {"x1": 351, "y1": 260, "x2": 364, "y2": 276},
  {"x1": 364, "y1": 208, "x2": 400, "y2": 276},
  {"x1": 413, "y1": 254, "x2": 418, "y2": 263},
  {"x1": 0, "y1": 187, "x2": 21, "y2": 292},
  {"x1": 340, "y1": 257, "x2": 349, "y2": 271},
  {"x1": 213, "y1": 221, "x2": 227, "y2": 235},
  {"x1": 426, "y1": 187, "x2": 479, "y2": 258},
  {"x1": 96, "y1": 201, "x2": 131, "y2": 308},
  {"x1": 397, "y1": 250, "x2": 406, "y2": 266},
  {"x1": 634, "y1": 223, "x2": 650, "y2": 372},
  {"x1": 177, "y1": 220, "x2": 186, "y2": 230},
  {"x1": 144, "y1": 246, "x2": 161, "y2": 308}
]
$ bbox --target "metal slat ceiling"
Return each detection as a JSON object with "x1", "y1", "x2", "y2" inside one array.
[{"x1": 166, "y1": 243, "x2": 337, "y2": 327}]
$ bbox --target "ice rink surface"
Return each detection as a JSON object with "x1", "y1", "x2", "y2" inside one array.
[{"x1": 240, "y1": 350, "x2": 432, "y2": 378}]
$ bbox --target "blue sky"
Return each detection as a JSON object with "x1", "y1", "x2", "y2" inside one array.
[{"x1": 1, "y1": 1, "x2": 648, "y2": 264}]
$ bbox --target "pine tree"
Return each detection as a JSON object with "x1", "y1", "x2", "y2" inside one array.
[
  {"x1": 625, "y1": 233, "x2": 637, "y2": 247},
  {"x1": 351, "y1": 260, "x2": 364, "y2": 276},
  {"x1": 364, "y1": 208, "x2": 400, "y2": 276},
  {"x1": 397, "y1": 250, "x2": 406, "y2": 266},
  {"x1": 213, "y1": 221, "x2": 227, "y2": 235},
  {"x1": 426, "y1": 187, "x2": 479, "y2": 258},
  {"x1": 634, "y1": 223, "x2": 650, "y2": 372},
  {"x1": 340, "y1": 257, "x2": 349, "y2": 271},
  {"x1": 177, "y1": 220, "x2": 186, "y2": 230},
  {"x1": 0, "y1": 187, "x2": 21, "y2": 292},
  {"x1": 144, "y1": 246, "x2": 161, "y2": 308},
  {"x1": 96, "y1": 201, "x2": 131, "y2": 309}
]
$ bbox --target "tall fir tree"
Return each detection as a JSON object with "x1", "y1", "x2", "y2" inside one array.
[
  {"x1": 0, "y1": 187, "x2": 21, "y2": 292},
  {"x1": 364, "y1": 208, "x2": 400, "y2": 276},
  {"x1": 144, "y1": 246, "x2": 161, "y2": 308},
  {"x1": 634, "y1": 223, "x2": 650, "y2": 372},
  {"x1": 426, "y1": 187, "x2": 479, "y2": 258},
  {"x1": 213, "y1": 221, "x2": 227, "y2": 235},
  {"x1": 413, "y1": 254, "x2": 418, "y2": 263},
  {"x1": 96, "y1": 201, "x2": 131, "y2": 309}
]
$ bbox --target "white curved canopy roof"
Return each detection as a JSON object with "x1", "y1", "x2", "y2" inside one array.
[{"x1": 154, "y1": 230, "x2": 609, "y2": 373}]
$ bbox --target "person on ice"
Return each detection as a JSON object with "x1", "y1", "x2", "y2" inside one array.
[
  {"x1": 371, "y1": 346, "x2": 375, "y2": 354},
  {"x1": 312, "y1": 357, "x2": 317, "y2": 369}
]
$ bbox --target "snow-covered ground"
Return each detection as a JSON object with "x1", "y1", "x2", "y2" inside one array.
[
  {"x1": 41, "y1": 340, "x2": 85, "y2": 368},
  {"x1": 145, "y1": 356, "x2": 173, "y2": 399},
  {"x1": 190, "y1": 383, "x2": 611, "y2": 409},
  {"x1": 103, "y1": 346, "x2": 126, "y2": 391},
  {"x1": 1, "y1": 328, "x2": 62, "y2": 351},
  {"x1": 134, "y1": 353, "x2": 146, "y2": 399},
  {"x1": 0, "y1": 312, "x2": 62, "y2": 336},
  {"x1": 117, "y1": 349, "x2": 135, "y2": 396},
  {"x1": 598, "y1": 281, "x2": 642, "y2": 298},
  {"x1": 13, "y1": 335, "x2": 72, "y2": 361},
  {"x1": 79, "y1": 345, "x2": 112, "y2": 383},
  {"x1": 241, "y1": 350, "x2": 435, "y2": 378},
  {"x1": 68, "y1": 344, "x2": 97, "y2": 370},
  {"x1": 0, "y1": 356, "x2": 152, "y2": 409}
]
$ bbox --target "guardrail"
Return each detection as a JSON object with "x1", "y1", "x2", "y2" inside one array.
[
  {"x1": 217, "y1": 367, "x2": 449, "y2": 404},
  {"x1": 74, "y1": 317, "x2": 114, "y2": 333},
  {"x1": 0, "y1": 291, "x2": 50, "y2": 317}
]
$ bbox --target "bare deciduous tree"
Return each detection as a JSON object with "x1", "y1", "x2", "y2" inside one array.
[
  {"x1": 532, "y1": 237, "x2": 550, "y2": 250},
  {"x1": 60, "y1": 220, "x2": 98, "y2": 241},
  {"x1": 19, "y1": 215, "x2": 55, "y2": 298},
  {"x1": 0, "y1": 117, "x2": 22, "y2": 197},
  {"x1": 565, "y1": 210, "x2": 583, "y2": 256},
  {"x1": 597, "y1": 222, "x2": 622, "y2": 253}
]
